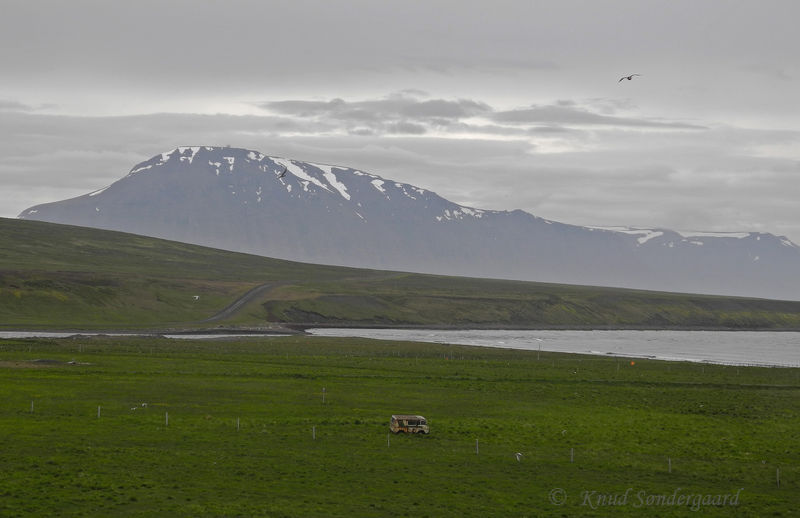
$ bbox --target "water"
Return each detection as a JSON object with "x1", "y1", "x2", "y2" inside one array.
[
  {"x1": 3, "y1": 329, "x2": 798, "y2": 367},
  {"x1": 308, "y1": 328, "x2": 800, "y2": 367}
]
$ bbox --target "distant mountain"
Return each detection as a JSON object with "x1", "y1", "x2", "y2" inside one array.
[{"x1": 19, "y1": 146, "x2": 800, "y2": 300}]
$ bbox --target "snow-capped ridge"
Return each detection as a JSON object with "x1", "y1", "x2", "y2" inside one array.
[
  {"x1": 126, "y1": 146, "x2": 404, "y2": 205},
  {"x1": 675, "y1": 230, "x2": 750, "y2": 239},
  {"x1": 589, "y1": 226, "x2": 799, "y2": 249}
]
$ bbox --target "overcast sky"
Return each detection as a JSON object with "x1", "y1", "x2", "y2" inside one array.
[{"x1": 2, "y1": 1, "x2": 799, "y2": 241}]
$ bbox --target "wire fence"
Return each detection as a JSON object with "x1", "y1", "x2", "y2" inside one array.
[{"x1": 10, "y1": 398, "x2": 796, "y2": 492}]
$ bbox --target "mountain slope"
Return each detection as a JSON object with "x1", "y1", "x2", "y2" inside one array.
[
  {"x1": 4, "y1": 217, "x2": 800, "y2": 329},
  {"x1": 19, "y1": 146, "x2": 800, "y2": 300}
]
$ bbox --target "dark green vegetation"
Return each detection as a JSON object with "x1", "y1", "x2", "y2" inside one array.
[
  {"x1": 0, "y1": 218, "x2": 366, "y2": 329},
  {"x1": 0, "y1": 335, "x2": 797, "y2": 516},
  {"x1": 4, "y1": 217, "x2": 800, "y2": 329}
]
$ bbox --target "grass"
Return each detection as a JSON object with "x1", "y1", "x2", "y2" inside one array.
[
  {"x1": 0, "y1": 217, "x2": 372, "y2": 329},
  {"x1": 0, "y1": 335, "x2": 797, "y2": 516},
  {"x1": 4, "y1": 217, "x2": 800, "y2": 330}
]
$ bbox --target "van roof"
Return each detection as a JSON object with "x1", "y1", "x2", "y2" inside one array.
[{"x1": 392, "y1": 414, "x2": 426, "y2": 420}]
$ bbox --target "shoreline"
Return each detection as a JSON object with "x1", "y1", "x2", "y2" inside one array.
[
  {"x1": 2, "y1": 327, "x2": 799, "y2": 368},
  {"x1": 6, "y1": 322, "x2": 800, "y2": 335}
]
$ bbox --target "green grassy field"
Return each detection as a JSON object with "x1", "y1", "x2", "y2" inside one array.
[
  {"x1": 0, "y1": 335, "x2": 797, "y2": 516},
  {"x1": 4, "y1": 217, "x2": 800, "y2": 330}
]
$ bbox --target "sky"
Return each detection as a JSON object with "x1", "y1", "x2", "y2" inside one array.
[{"x1": 2, "y1": 0, "x2": 799, "y2": 242}]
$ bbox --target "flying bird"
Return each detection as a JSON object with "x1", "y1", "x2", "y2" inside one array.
[
  {"x1": 278, "y1": 165, "x2": 287, "y2": 178},
  {"x1": 515, "y1": 452, "x2": 524, "y2": 462},
  {"x1": 618, "y1": 74, "x2": 642, "y2": 82}
]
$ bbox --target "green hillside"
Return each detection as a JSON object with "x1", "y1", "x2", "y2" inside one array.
[{"x1": 2, "y1": 217, "x2": 800, "y2": 330}]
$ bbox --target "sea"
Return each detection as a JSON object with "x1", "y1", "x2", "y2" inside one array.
[
  {"x1": 2, "y1": 329, "x2": 798, "y2": 367},
  {"x1": 307, "y1": 328, "x2": 800, "y2": 367}
]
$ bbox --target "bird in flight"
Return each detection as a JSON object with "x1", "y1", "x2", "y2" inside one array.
[
  {"x1": 618, "y1": 74, "x2": 642, "y2": 82},
  {"x1": 277, "y1": 165, "x2": 287, "y2": 178}
]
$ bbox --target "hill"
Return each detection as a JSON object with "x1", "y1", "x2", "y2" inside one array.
[
  {"x1": 19, "y1": 146, "x2": 800, "y2": 300},
  {"x1": 3, "y1": 217, "x2": 800, "y2": 330}
]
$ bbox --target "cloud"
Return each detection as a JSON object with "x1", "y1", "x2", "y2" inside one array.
[
  {"x1": 256, "y1": 93, "x2": 708, "y2": 144},
  {"x1": 743, "y1": 63, "x2": 795, "y2": 82},
  {"x1": 257, "y1": 93, "x2": 498, "y2": 139},
  {"x1": 386, "y1": 122, "x2": 427, "y2": 135},
  {"x1": 492, "y1": 104, "x2": 706, "y2": 129},
  {"x1": 0, "y1": 99, "x2": 37, "y2": 112},
  {"x1": 260, "y1": 93, "x2": 491, "y2": 125}
]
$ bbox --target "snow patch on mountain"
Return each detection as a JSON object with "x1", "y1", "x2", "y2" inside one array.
[
  {"x1": 587, "y1": 226, "x2": 665, "y2": 245},
  {"x1": 371, "y1": 179, "x2": 387, "y2": 194},
  {"x1": 127, "y1": 164, "x2": 153, "y2": 176},
  {"x1": 459, "y1": 207, "x2": 485, "y2": 219},
  {"x1": 676, "y1": 230, "x2": 750, "y2": 239},
  {"x1": 89, "y1": 186, "x2": 109, "y2": 197},
  {"x1": 314, "y1": 164, "x2": 351, "y2": 201},
  {"x1": 272, "y1": 158, "x2": 331, "y2": 193},
  {"x1": 437, "y1": 206, "x2": 487, "y2": 221}
]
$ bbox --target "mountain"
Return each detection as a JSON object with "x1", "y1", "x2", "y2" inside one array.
[{"x1": 19, "y1": 145, "x2": 800, "y2": 300}]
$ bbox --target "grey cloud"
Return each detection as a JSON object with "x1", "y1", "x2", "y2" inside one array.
[
  {"x1": 0, "y1": 99, "x2": 36, "y2": 112},
  {"x1": 527, "y1": 126, "x2": 576, "y2": 135},
  {"x1": 265, "y1": 99, "x2": 349, "y2": 118},
  {"x1": 493, "y1": 104, "x2": 706, "y2": 130},
  {"x1": 259, "y1": 93, "x2": 493, "y2": 138},
  {"x1": 261, "y1": 93, "x2": 693, "y2": 140},
  {"x1": 583, "y1": 98, "x2": 639, "y2": 115},
  {"x1": 402, "y1": 56, "x2": 560, "y2": 75},
  {"x1": 348, "y1": 128, "x2": 377, "y2": 136},
  {"x1": 260, "y1": 95, "x2": 490, "y2": 122},
  {"x1": 444, "y1": 123, "x2": 530, "y2": 137},
  {"x1": 399, "y1": 99, "x2": 491, "y2": 118},
  {"x1": 386, "y1": 122, "x2": 427, "y2": 135},
  {"x1": 0, "y1": 1, "x2": 566, "y2": 93},
  {"x1": 743, "y1": 63, "x2": 795, "y2": 81}
]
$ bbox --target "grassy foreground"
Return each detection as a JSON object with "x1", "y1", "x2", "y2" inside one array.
[{"x1": 0, "y1": 335, "x2": 797, "y2": 516}]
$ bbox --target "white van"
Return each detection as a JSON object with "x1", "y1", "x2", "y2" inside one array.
[{"x1": 390, "y1": 414, "x2": 429, "y2": 434}]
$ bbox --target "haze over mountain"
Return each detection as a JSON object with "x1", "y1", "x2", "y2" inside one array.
[{"x1": 19, "y1": 146, "x2": 800, "y2": 301}]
